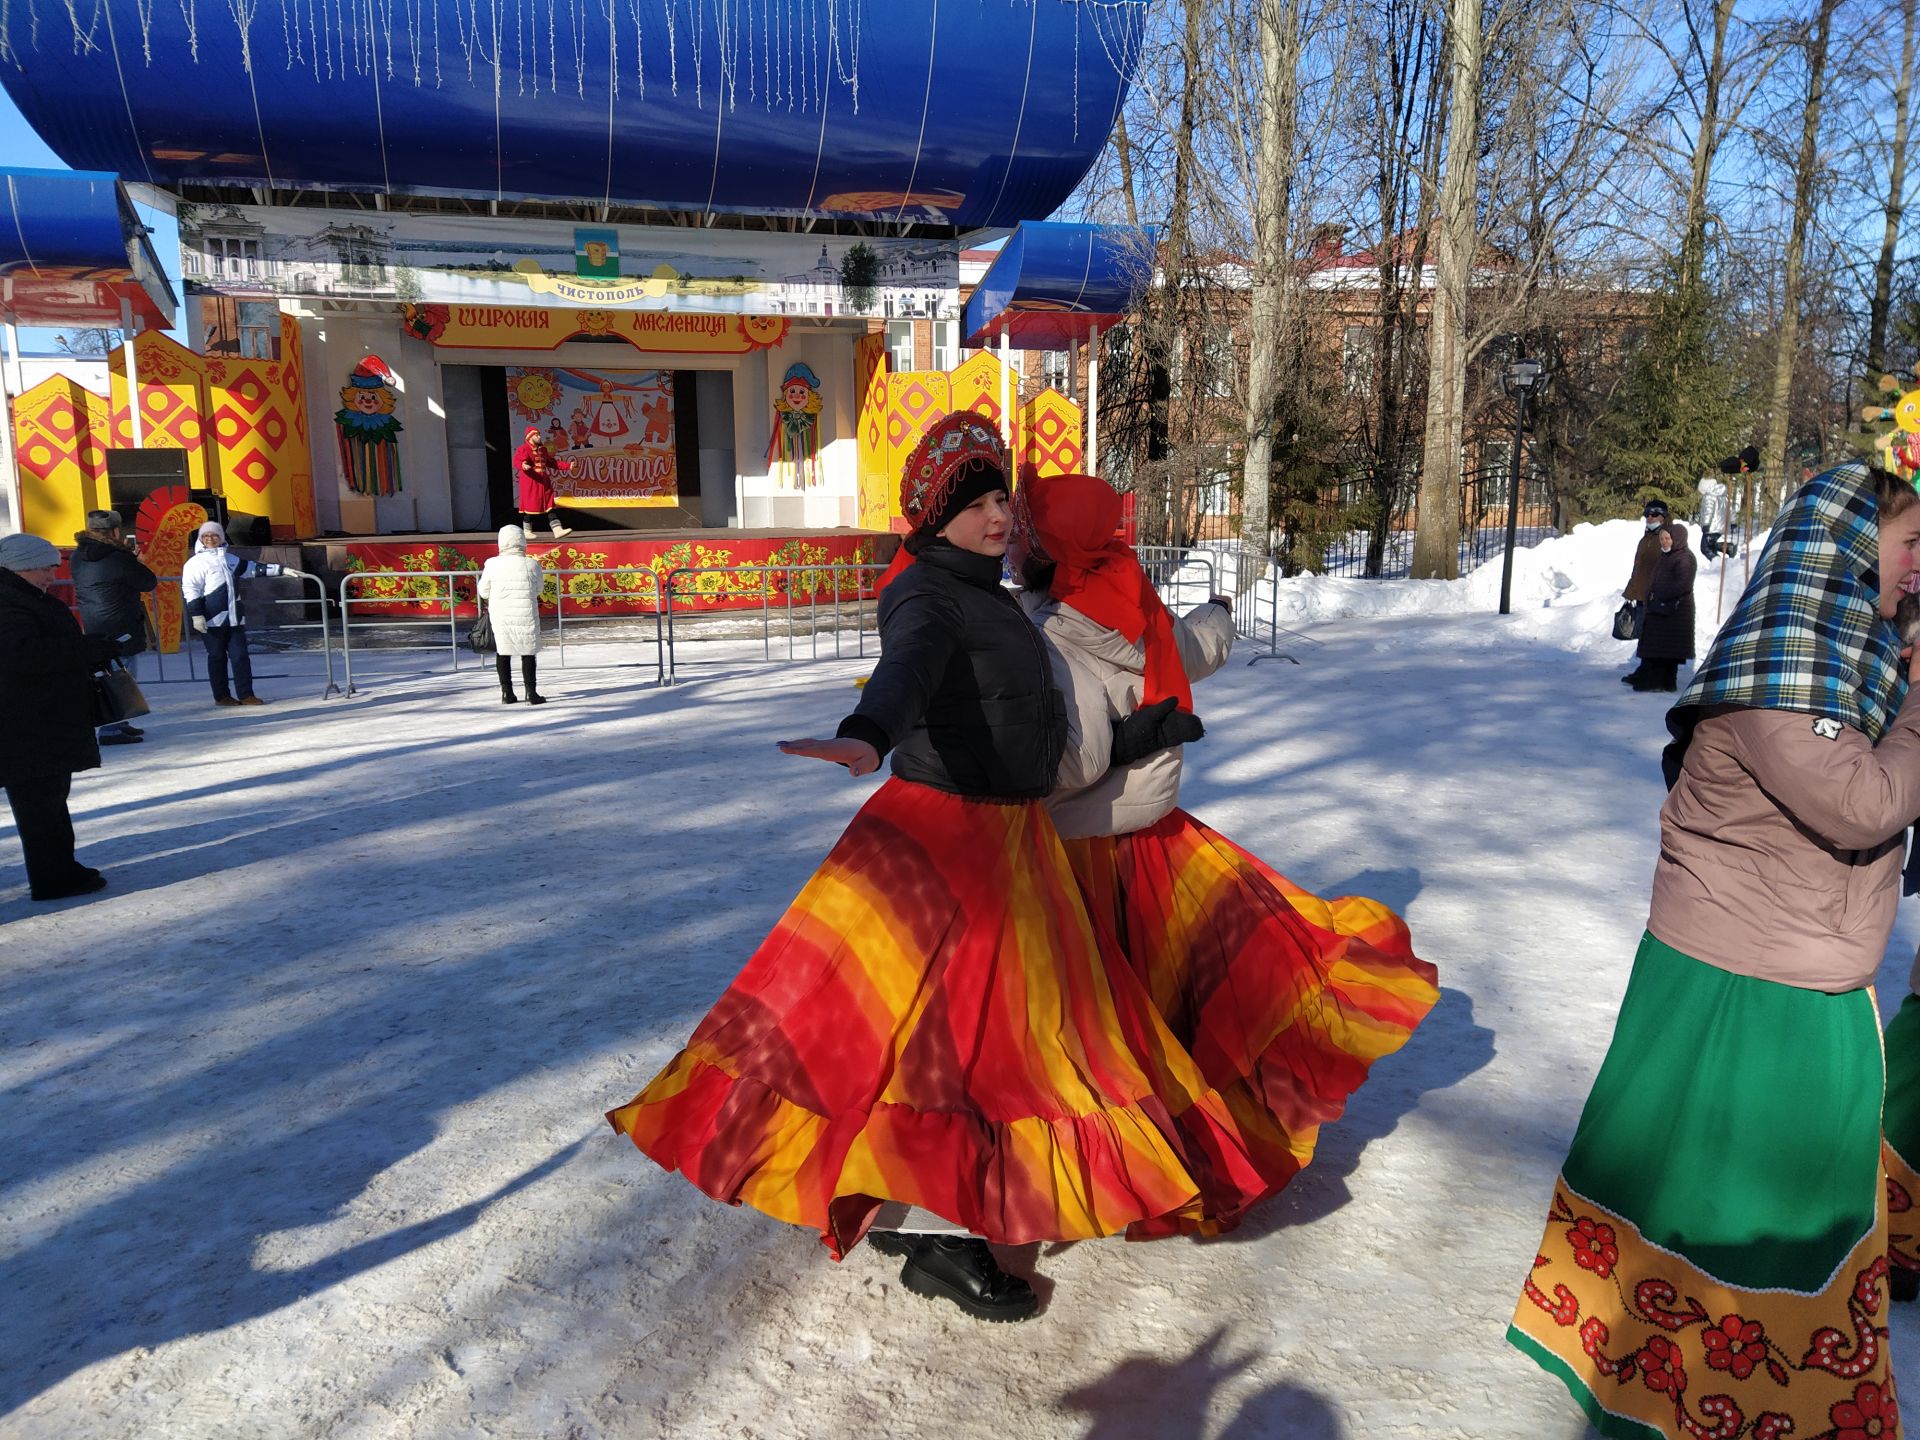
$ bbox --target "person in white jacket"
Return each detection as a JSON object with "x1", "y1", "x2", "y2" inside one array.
[
  {"x1": 1012, "y1": 470, "x2": 1440, "y2": 1234},
  {"x1": 1695, "y1": 472, "x2": 1731, "y2": 560},
  {"x1": 478, "y1": 524, "x2": 547, "y2": 704},
  {"x1": 179, "y1": 520, "x2": 285, "y2": 706}
]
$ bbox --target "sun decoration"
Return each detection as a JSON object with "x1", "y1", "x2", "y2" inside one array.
[
  {"x1": 512, "y1": 372, "x2": 557, "y2": 417},
  {"x1": 1859, "y1": 365, "x2": 1920, "y2": 482}
]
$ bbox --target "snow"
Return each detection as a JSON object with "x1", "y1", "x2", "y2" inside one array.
[{"x1": 3, "y1": 520, "x2": 1915, "y2": 1440}]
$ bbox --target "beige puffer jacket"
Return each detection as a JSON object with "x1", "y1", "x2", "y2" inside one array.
[{"x1": 1020, "y1": 591, "x2": 1236, "y2": 839}]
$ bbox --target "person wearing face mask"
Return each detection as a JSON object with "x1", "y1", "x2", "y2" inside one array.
[
  {"x1": 0, "y1": 532, "x2": 122, "y2": 900},
  {"x1": 1510, "y1": 462, "x2": 1920, "y2": 1440},
  {"x1": 179, "y1": 521, "x2": 285, "y2": 707},
  {"x1": 606, "y1": 412, "x2": 1217, "y2": 1325}
]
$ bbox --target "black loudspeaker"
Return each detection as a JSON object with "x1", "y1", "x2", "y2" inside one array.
[
  {"x1": 226, "y1": 512, "x2": 273, "y2": 546},
  {"x1": 105, "y1": 449, "x2": 190, "y2": 520},
  {"x1": 189, "y1": 489, "x2": 229, "y2": 528}
]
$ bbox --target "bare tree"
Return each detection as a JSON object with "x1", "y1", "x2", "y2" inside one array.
[
  {"x1": 1761, "y1": 0, "x2": 1840, "y2": 503},
  {"x1": 1868, "y1": 0, "x2": 1918, "y2": 375}
]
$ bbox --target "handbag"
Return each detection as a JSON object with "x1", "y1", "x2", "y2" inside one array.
[
  {"x1": 92, "y1": 661, "x2": 151, "y2": 726},
  {"x1": 466, "y1": 606, "x2": 495, "y2": 654},
  {"x1": 1647, "y1": 595, "x2": 1682, "y2": 617},
  {"x1": 1612, "y1": 601, "x2": 1643, "y2": 641}
]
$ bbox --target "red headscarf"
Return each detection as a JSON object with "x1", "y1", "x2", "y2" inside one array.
[{"x1": 1018, "y1": 470, "x2": 1194, "y2": 712}]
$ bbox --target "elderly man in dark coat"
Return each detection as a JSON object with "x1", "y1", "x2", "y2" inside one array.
[{"x1": 0, "y1": 532, "x2": 120, "y2": 900}]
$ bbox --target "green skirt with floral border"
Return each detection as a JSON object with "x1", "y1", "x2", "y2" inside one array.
[{"x1": 1509, "y1": 932, "x2": 1896, "y2": 1440}]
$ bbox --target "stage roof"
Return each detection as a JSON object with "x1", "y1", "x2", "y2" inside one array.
[
  {"x1": 962, "y1": 222, "x2": 1153, "y2": 350},
  {"x1": 0, "y1": 2, "x2": 1147, "y2": 231},
  {"x1": 0, "y1": 168, "x2": 177, "y2": 331}
]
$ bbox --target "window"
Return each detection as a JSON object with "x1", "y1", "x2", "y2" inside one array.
[
  {"x1": 237, "y1": 301, "x2": 277, "y2": 360},
  {"x1": 1200, "y1": 472, "x2": 1234, "y2": 516},
  {"x1": 1041, "y1": 350, "x2": 1069, "y2": 393},
  {"x1": 930, "y1": 320, "x2": 957, "y2": 373},
  {"x1": 886, "y1": 319, "x2": 915, "y2": 373},
  {"x1": 213, "y1": 237, "x2": 261, "y2": 282},
  {"x1": 1342, "y1": 326, "x2": 1376, "y2": 396},
  {"x1": 1202, "y1": 323, "x2": 1235, "y2": 398}
]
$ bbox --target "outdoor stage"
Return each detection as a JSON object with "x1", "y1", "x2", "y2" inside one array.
[{"x1": 305, "y1": 527, "x2": 901, "y2": 618}]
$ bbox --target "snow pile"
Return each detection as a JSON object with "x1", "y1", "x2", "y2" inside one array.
[{"x1": 1258, "y1": 519, "x2": 1757, "y2": 662}]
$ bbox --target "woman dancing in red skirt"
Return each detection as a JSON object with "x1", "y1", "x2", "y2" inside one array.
[
  {"x1": 608, "y1": 414, "x2": 1260, "y2": 1322},
  {"x1": 1013, "y1": 468, "x2": 1439, "y2": 1234}
]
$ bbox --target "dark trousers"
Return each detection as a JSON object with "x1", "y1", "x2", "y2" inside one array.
[
  {"x1": 5, "y1": 772, "x2": 78, "y2": 897},
  {"x1": 495, "y1": 654, "x2": 539, "y2": 696},
  {"x1": 202, "y1": 625, "x2": 254, "y2": 700}
]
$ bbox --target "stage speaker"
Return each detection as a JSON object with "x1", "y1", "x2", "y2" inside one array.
[
  {"x1": 226, "y1": 511, "x2": 273, "y2": 546},
  {"x1": 105, "y1": 449, "x2": 190, "y2": 520},
  {"x1": 189, "y1": 489, "x2": 229, "y2": 529}
]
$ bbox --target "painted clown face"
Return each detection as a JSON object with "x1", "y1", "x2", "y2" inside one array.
[
  {"x1": 782, "y1": 381, "x2": 813, "y2": 412},
  {"x1": 349, "y1": 388, "x2": 386, "y2": 414}
]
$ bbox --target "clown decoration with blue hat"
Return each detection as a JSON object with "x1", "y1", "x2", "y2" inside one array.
[{"x1": 766, "y1": 361, "x2": 824, "y2": 488}]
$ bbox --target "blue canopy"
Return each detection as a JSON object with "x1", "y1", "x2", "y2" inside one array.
[
  {"x1": 0, "y1": 168, "x2": 177, "y2": 329},
  {"x1": 0, "y1": 2, "x2": 1148, "y2": 231},
  {"x1": 962, "y1": 222, "x2": 1154, "y2": 350}
]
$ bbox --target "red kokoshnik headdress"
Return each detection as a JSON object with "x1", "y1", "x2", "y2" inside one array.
[
  {"x1": 876, "y1": 410, "x2": 1011, "y2": 593},
  {"x1": 1016, "y1": 469, "x2": 1195, "y2": 713}
]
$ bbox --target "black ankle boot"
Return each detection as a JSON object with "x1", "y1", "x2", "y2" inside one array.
[
  {"x1": 500, "y1": 688, "x2": 519, "y2": 704},
  {"x1": 888, "y1": 1235, "x2": 1038, "y2": 1322}
]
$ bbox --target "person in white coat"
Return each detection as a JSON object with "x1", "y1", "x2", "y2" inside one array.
[
  {"x1": 179, "y1": 520, "x2": 285, "y2": 706},
  {"x1": 1695, "y1": 472, "x2": 1731, "y2": 559},
  {"x1": 478, "y1": 524, "x2": 547, "y2": 704},
  {"x1": 1012, "y1": 470, "x2": 1439, "y2": 1234}
]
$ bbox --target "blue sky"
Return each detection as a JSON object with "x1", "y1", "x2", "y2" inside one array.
[{"x1": 2, "y1": 90, "x2": 183, "y2": 355}]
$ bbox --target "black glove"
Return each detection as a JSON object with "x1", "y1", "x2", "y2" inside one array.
[{"x1": 1110, "y1": 696, "x2": 1205, "y2": 767}]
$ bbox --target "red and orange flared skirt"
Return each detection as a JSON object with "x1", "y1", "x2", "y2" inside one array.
[{"x1": 606, "y1": 781, "x2": 1436, "y2": 1256}]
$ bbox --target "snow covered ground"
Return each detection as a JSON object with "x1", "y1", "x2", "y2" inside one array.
[{"x1": 3, "y1": 522, "x2": 1916, "y2": 1440}]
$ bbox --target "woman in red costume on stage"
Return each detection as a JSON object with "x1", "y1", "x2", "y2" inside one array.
[
  {"x1": 512, "y1": 426, "x2": 573, "y2": 539},
  {"x1": 607, "y1": 412, "x2": 1270, "y2": 1323},
  {"x1": 1013, "y1": 468, "x2": 1440, "y2": 1231}
]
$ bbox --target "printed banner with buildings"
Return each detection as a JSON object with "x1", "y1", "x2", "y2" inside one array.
[{"x1": 180, "y1": 204, "x2": 958, "y2": 321}]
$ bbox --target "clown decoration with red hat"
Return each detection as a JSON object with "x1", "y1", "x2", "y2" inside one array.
[{"x1": 333, "y1": 356, "x2": 404, "y2": 497}]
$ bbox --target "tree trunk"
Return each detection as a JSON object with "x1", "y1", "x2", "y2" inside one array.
[
  {"x1": 1762, "y1": 0, "x2": 1838, "y2": 507},
  {"x1": 1679, "y1": 0, "x2": 1738, "y2": 299},
  {"x1": 1869, "y1": 0, "x2": 1918, "y2": 375},
  {"x1": 1412, "y1": 0, "x2": 1482, "y2": 580},
  {"x1": 1240, "y1": 0, "x2": 1301, "y2": 565}
]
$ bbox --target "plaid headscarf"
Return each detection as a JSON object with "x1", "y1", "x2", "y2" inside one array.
[{"x1": 1663, "y1": 461, "x2": 1908, "y2": 785}]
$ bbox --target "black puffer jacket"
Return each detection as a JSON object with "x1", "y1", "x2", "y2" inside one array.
[
  {"x1": 68, "y1": 535, "x2": 157, "y2": 654},
  {"x1": 838, "y1": 541, "x2": 1065, "y2": 798},
  {"x1": 0, "y1": 568, "x2": 117, "y2": 787},
  {"x1": 1639, "y1": 523, "x2": 1698, "y2": 662}
]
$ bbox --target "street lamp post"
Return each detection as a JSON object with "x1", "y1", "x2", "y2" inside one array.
[{"x1": 1497, "y1": 356, "x2": 1546, "y2": 616}]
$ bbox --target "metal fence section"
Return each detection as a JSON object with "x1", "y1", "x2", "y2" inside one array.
[
  {"x1": 662, "y1": 562, "x2": 889, "y2": 683},
  {"x1": 50, "y1": 570, "x2": 340, "y2": 695},
  {"x1": 339, "y1": 566, "x2": 668, "y2": 694},
  {"x1": 1190, "y1": 540, "x2": 1317, "y2": 664},
  {"x1": 1301, "y1": 464, "x2": 1555, "y2": 579}
]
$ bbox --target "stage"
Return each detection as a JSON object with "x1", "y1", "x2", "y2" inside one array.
[{"x1": 301, "y1": 527, "x2": 901, "y2": 617}]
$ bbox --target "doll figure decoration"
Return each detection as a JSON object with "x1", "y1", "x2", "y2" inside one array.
[
  {"x1": 766, "y1": 362, "x2": 824, "y2": 488},
  {"x1": 335, "y1": 356, "x2": 405, "y2": 496}
]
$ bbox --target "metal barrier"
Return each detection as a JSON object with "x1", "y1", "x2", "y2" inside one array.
[
  {"x1": 1135, "y1": 546, "x2": 1219, "y2": 612},
  {"x1": 662, "y1": 563, "x2": 888, "y2": 683},
  {"x1": 1142, "y1": 543, "x2": 1314, "y2": 665},
  {"x1": 339, "y1": 566, "x2": 666, "y2": 695},
  {"x1": 51, "y1": 569, "x2": 341, "y2": 694}
]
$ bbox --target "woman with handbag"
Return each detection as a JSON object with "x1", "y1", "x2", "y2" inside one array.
[
  {"x1": 478, "y1": 524, "x2": 546, "y2": 704},
  {"x1": 0, "y1": 532, "x2": 122, "y2": 901},
  {"x1": 1629, "y1": 522, "x2": 1697, "y2": 692}
]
